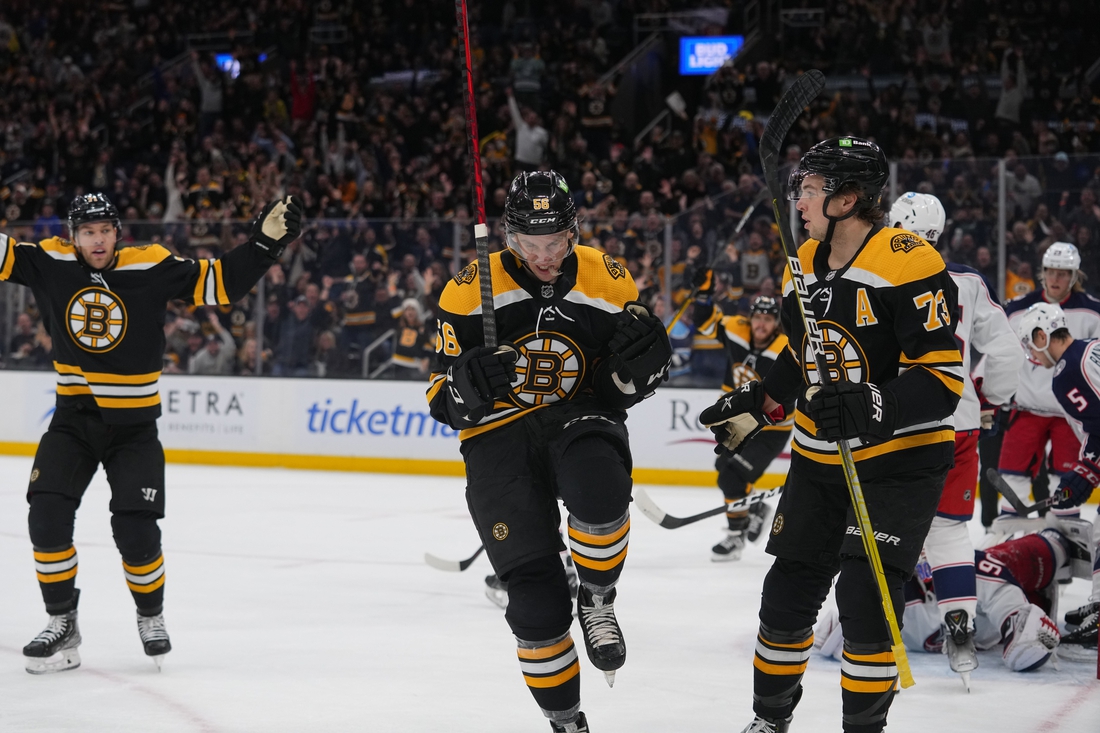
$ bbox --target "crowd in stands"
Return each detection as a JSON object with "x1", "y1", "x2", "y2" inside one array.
[{"x1": 0, "y1": 0, "x2": 1098, "y2": 383}]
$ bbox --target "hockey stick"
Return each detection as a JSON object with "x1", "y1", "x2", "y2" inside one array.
[
  {"x1": 984, "y1": 468, "x2": 1071, "y2": 516},
  {"x1": 424, "y1": 545, "x2": 485, "y2": 572},
  {"x1": 760, "y1": 69, "x2": 914, "y2": 689},
  {"x1": 665, "y1": 189, "x2": 768, "y2": 336},
  {"x1": 455, "y1": 0, "x2": 496, "y2": 346},
  {"x1": 634, "y1": 485, "x2": 782, "y2": 529}
]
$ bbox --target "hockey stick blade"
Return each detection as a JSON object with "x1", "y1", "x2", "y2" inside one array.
[
  {"x1": 634, "y1": 486, "x2": 782, "y2": 530},
  {"x1": 759, "y1": 70, "x2": 826, "y2": 196},
  {"x1": 984, "y1": 468, "x2": 1071, "y2": 515},
  {"x1": 424, "y1": 545, "x2": 485, "y2": 572}
]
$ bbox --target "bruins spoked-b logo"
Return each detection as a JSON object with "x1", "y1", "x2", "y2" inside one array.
[
  {"x1": 510, "y1": 331, "x2": 585, "y2": 407},
  {"x1": 492, "y1": 522, "x2": 509, "y2": 541},
  {"x1": 67, "y1": 287, "x2": 127, "y2": 352},
  {"x1": 803, "y1": 321, "x2": 866, "y2": 385}
]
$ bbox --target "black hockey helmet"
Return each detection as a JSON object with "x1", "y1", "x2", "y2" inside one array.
[
  {"x1": 788, "y1": 136, "x2": 888, "y2": 208},
  {"x1": 503, "y1": 171, "x2": 579, "y2": 268},
  {"x1": 68, "y1": 193, "x2": 121, "y2": 238},
  {"x1": 749, "y1": 295, "x2": 780, "y2": 319}
]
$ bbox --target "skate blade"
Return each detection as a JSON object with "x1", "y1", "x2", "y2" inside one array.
[
  {"x1": 484, "y1": 587, "x2": 508, "y2": 610},
  {"x1": 603, "y1": 670, "x2": 616, "y2": 688},
  {"x1": 958, "y1": 671, "x2": 971, "y2": 692},
  {"x1": 151, "y1": 654, "x2": 166, "y2": 671},
  {"x1": 25, "y1": 648, "x2": 81, "y2": 675},
  {"x1": 710, "y1": 552, "x2": 742, "y2": 563}
]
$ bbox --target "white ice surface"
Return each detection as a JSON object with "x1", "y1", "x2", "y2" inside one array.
[{"x1": 0, "y1": 456, "x2": 1097, "y2": 732}]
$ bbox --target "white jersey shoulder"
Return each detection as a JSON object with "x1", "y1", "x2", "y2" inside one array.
[{"x1": 948, "y1": 266, "x2": 1022, "y2": 430}]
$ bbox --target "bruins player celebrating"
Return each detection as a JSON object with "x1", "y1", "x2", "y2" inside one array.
[
  {"x1": 11, "y1": 192, "x2": 302, "y2": 673},
  {"x1": 700, "y1": 138, "x2": 962, "y2": 733},
  {"x1": 692, "y1": 292, "x2": 791, "y2": 560},
  {"x1": 428, "y1": 171, "x2": 672, "y2": 732}
]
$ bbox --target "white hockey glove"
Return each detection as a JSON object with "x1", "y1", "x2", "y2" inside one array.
[{"x1": 699, "y1": 380, "x2": 774, "y2": 455}]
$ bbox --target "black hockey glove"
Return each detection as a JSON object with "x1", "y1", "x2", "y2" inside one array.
[
  {"x1": 806, "y1": 382, "x2": 898, "y2": 442},
  {"x1": 251, "y1": 196, "x2": 303, "y2": 259},
  {"x1": 447, "y1": 344, "x2": 518, "y2": 420},
  {"x1": 605, "y1": 302, "x2": 672, "y2": 391},
  {"x1": 699, "y1": 380, "x2": 774, "y2": 455},
  {"x1": 691, "y1": 267, "x2": 715, "y2": 300},
  {"x1": 1054, "y1": 460, "x2": 1100, "y2": 509}
]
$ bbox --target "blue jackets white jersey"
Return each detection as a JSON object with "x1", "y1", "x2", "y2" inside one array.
[
  {"x1": 947, "y1": 263, "x2": 1021, "y2": 431},
  {"x1": 1005, "y1": 291, "x2": 1100, "y2": 416}
]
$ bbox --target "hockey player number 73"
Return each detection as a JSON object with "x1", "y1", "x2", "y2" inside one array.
[{"x1": 913, "y1": 289, "x2": 950, "y2": 331}]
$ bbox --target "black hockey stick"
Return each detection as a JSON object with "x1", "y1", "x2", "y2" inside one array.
[
  {"x1": 634, "y1": 485, "x2": 782, "y2": 529},
  {"x1": 984, "y1": 468, "x2": 1071, "y2": 516},
  {"x1": 759, "y1": 68, "x2": 915, "y2": 688},
  {"x1": 424, "y1": 545, "x2": 485, "y2": 572},
  {"x1": 456, "y1": 0, "x2": 496, "y2": 346}
]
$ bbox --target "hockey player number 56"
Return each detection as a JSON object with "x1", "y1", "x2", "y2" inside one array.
[{"x1": 913, "y1": 290, "x2": 950, "y2": 332}]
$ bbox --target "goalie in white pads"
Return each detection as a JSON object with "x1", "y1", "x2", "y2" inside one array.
[
  {"x1": 816, "y1": 527, "x2": 1078, "y2": 671},
  {"x1": 890, "y1": 192, "x2": 1022, "y2": 685}
]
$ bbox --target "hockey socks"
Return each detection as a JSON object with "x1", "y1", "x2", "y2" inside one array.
[
  {"x1": 752, "y1": 624, "x2": 811, "y2": 721},
  {"x1": 567, "y1": 512, "x2": 629, "y2": 588},
  {"x1": 34, "y1": 544, "x2": 79, "y2": 613},
  {"x1": 516, "y1": 632, "x2": 581, "y2": 723},
  {"x1": 124, "y1": 551, "x2": 166, "y2": 614},
  {"x1": 840, "y1": 639, "x2": 897, "y2": 733}
]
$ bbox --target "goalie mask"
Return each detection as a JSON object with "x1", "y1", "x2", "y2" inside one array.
[
  {"x1": 503, "y1": 171, "x2": 579, "y2": 272},
  {"x1": 890, "y1": 192, "x2": 946, "y2": 244}
]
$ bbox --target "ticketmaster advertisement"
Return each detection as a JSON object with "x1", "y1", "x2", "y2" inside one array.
[{"x1": 0, "y1": 372, "x2": 787, "y2": 485}]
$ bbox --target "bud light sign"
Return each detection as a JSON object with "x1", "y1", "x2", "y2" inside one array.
[{"x1": 679, "y1": 36, "x2": 743, "y2": 75}]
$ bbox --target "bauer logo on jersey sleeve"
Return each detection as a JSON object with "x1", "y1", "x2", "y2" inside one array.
[
  {"x1": 889, "y1": 232, "x2": 925, "y2": 253},
  {"x1": 510, "y1": 331, "x2": 585, "y2": 407},
  {"x1": 66, "y1": 287, "x2": 127, "y2": 352}
]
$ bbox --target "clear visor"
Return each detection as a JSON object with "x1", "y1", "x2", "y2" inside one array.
[
  {"x1": 506, "y1": 230, "x2": 576, "y2": 264},
  {"x1": 786, "y1": 171, "x2": 832, "y2": 201}
]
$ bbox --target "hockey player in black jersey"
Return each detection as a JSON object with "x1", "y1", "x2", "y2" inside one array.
[
  {"x1": 10, "y1": 192, "x2": 302, "y2": 673},
  {"x1": 427, "y1": 171, "x2": 672, "y2": 732},
  {"x1": 692, "y1": 291, "x2": 791, "y2": 560},
  {"x1": 699, "y1": 138, "x2": 963, "y2": 733}
]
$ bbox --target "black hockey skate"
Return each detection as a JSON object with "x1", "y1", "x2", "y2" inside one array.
[
  {"x1": 745, "y1": 501, "x2": 773, "y2": 544},
  {"x1": 1059, "y1": 604, "x2": 1098, "y2": 661},
  {"x1": 577, "y1": 586, "x2": 625, "y2": 687},
  {"x1": 712, "y1": 529, "x2": 746, "y2": 561},
  {"x1": 24, "y1": 589, "x2": 81, "y2": 674},
  {"x1": 484, "y1": 574, "x2": 509, "y2": 609},
  {"x1": 549, "y1": 711, "x2": 589, "y2": 732},
  {"x1": 1065, "y1": 601, "x2": 1099, "y2": 629},
  {"x1": 739, "y1": 715, "x2": 791, "y2": 733},
  {"x1": 137, "y1": 612, "x2": 172, "y2": 669},
  {"x1": 943, "y1": 609, "x2": 978, "y2": 691}
]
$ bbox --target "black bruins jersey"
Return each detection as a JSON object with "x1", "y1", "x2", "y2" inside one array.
[
  {"x1": 0, "y1": 234, "x2": 273, "y2": 424},
  {"x1": 765, "y1": 226, "x2": 963, "y2": 478},
  {"x1": 428, "y1": 246, "x2": 638, "y2": 440},
  {"x1": 695, "y1": 307, "x2": 793, "y2": 431}
]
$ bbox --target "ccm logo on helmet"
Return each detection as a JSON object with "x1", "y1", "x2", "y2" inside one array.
[{"x1": 528, "y1": 217, "x2": 557, "y2": 225}]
